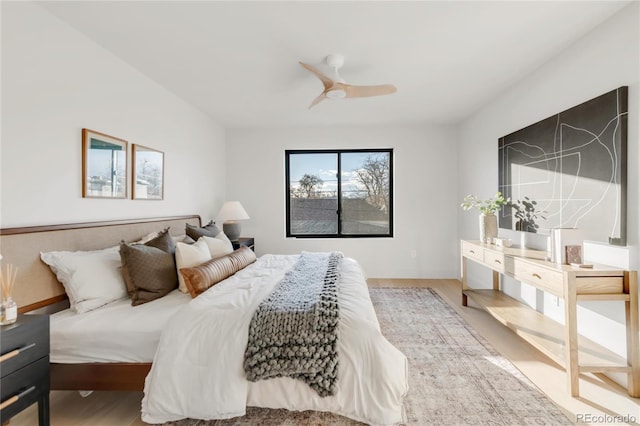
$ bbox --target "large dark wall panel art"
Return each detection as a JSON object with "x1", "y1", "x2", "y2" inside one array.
[{"x1": 498, "y1": 86, "x2": 627, "y2": 245}]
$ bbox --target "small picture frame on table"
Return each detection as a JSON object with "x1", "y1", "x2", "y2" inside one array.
[{"x1": 565, "y1": 245, "x2": 582, "y2": 265}]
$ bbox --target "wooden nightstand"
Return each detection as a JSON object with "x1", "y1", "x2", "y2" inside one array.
[
  {"x1": 0, "y1": 314, "x2": 50, "y2": 426},
  {"x1": 232, "y1": 237, "x2": 255, "y2": 251}
]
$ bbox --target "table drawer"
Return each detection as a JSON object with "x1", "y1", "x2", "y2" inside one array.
[
  {"x1": 461, "y1": 241, "x2": 483, "y2": 262},
  {"x1": 0, "y1": 356, "x2": 49, "y2": 422},
  {"x1": 513, "y1": 258, "x2": 563, "y2": 297},
  {"x1": 1, "y1": 315, "x2": 49, "y2": 378},
  {"x1": 483, "y1": 250, "x2": 510, "y2": 274},
  {"x1": 576, "y1": 276, "x2": 623, "y2": 294}
]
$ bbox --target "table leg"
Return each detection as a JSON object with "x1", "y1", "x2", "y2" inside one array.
[
  {"x1": 564, "y1": 273, "x2": 579, "y2": 397},
  {"x1": 625, "y1": 271, "x2": 639, "y2": 397},
  {"x1": 461, "y1": 255, "x2": 468, "y2": 306},
  {"x1": 38, "y1": 393, "x2": 49, "y2": 426}
]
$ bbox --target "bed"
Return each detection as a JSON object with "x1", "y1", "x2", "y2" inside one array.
[
  {"x1": 1, "y1": 215, "x2": 201, "y2": 390},
  {"x1": 0, "y1": 215, "x2": 408, "y2": 425}
]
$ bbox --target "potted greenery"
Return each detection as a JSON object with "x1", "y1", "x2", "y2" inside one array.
[
  {"x1": 509, "y1": 197, "x2": 546, "y2": 233},
  {"x1": 460, "y1": 192, "x2": 509, "y2": 243}
]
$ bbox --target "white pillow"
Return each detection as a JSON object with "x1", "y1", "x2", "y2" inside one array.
[
  {"x1": 172, "y1": 234, "x2": 196, "y2": 244},
  {"x1": 201, "y1": 234, "x2": 234, "y2": 258},
  {"x1": 214, "y1": 230, "x2": 233, "y2": 247},
  {"x1": 40, "y1": 246, "x2": 128, "y2": 313},
  {"x1": 135, "y1": 231, "x2": 159, "y2": 244},
  {"x1": 175, "y1": 239, "x2": 212, "y2": 293}
]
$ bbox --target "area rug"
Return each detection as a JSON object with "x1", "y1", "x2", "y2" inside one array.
[{"x1": 165, "y1": 287, "x2": 571, "y2": 425}]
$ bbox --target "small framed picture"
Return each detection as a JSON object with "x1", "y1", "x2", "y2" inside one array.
[
  {"x1": 82, "y1": 128, "x2": 128, "y2": 198},
  {"x1": 565, "y1": 245, "x2": 582, "y2": 265},
  {"x1": 132, "y1": 144, "x2": 164, "y2": 200}
]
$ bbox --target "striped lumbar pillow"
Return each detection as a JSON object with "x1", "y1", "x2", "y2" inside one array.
[{"x1": 180, "y1": 246, "x2": 256, "y2": 298}]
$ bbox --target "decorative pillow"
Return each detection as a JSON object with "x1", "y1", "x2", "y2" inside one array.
[
  {"x1": 201, "y1": 235, "x2": 233, "y2": 258},
  {"x1": 180, "y1": 256, "x2": 236, "y2": 298},
  {"x1": 145, "y1": 227, "x2": 176, "y2": 255},
  {"x1": 135, "y1": 231, "x2": 159, "y2": 244},
  {"x1": 180, "y1": 246, "x2": 257, "y2": 298},
  {"x1": 40, "y1": 246, "x2": 128, "y2": 313},
  {"x1": 120, "y1": 229, "x2": 177, "y2": 305},
  {"x1": 172, "y1": 234, "x2": 196, "y2": 245},
  {"x1": 227, "y1": 245, "x2": 257, "y2": 270},
  {"x1": 185, "y1": 220, "x2": 221, "y2": 240},
  {"x1": 214, "y1": 230, "x2": 233, "y2": 248},
  {"x1": 175, "y1": 238, "x2": 212, "y2": 292}
]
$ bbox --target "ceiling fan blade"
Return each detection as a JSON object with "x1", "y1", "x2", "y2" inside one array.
[
  {"x1": 308, "y1": 92, "x2": 327, "y2": 109},
  {"x1": 299, "y1": 62, "x2": 334, "y2": 90},
  {"x1": 342, "y1": 83, "x2": 397, "y2": 98}
]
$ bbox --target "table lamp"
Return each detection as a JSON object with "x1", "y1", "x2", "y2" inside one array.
[{"x1": 218, "y1": 201, "x2": 250, "y2": 242}]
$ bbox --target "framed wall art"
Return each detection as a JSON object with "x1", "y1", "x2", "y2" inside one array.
[
  {"x1": 132, "y1": 144, "x2": 164, "y2": 200},
  {"x1": 82, "y1": 128, "x2": 128, "y2": 199},
  {"x1": 498, "y1": 86, "x2": 628, "y2": 245}
]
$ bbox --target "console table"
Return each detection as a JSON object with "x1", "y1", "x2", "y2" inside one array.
[{"x1": 460, "y1": 240, "x2": 639, "y2": 397}]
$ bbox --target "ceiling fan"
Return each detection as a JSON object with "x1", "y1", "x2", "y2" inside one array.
[{"x1": 299, "y1": 54, "x2": 397, "y2": 109}]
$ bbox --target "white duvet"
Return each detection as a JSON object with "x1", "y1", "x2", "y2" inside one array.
[{"x1": 142, "y1": 254, "x2": 409, "y2": 425}]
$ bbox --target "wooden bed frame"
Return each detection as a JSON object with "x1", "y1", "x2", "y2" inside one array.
[{"x1": 0, "y1": 215, "x2": 201, "y2": 391}]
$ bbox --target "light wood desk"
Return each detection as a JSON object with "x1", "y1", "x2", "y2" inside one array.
[{"x1": 460, "y1": 240, "x2": 639, "y2": 397}]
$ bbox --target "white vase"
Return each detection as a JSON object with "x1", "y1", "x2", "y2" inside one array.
[
  {"x1": 0, "y1": 296, "x2": 17, "y2": 325},
  {"x1": 479, "y1": 213, "x2": 498, "y2": 244}
]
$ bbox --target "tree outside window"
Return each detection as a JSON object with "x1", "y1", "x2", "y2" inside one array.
[{"x1": 285, "y1": 149, "x2": 393, "y2": 238}]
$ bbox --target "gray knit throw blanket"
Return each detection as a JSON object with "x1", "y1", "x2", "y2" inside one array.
[{"x1": 243, "y1": 251, "x2": 343, "y2": 397}]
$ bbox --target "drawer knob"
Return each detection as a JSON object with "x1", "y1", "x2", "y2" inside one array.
[
  {"x1": 0, "y1": 386, "x2": 35, "y2": 410},
  {"x1": 0, "y1": 342, "x2": 36, "y2": 363},
  {"x1": 469, "y1": 250, "x2": 475, "y2": 254},
  {"x1": 494, "y1": 259, "x2": 502, "y2": 265},
  {"x1": 532, "y1": 273, "x2": 542, "y2": 280}
]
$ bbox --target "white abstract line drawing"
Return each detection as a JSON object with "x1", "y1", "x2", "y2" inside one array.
[{"x1": 497, "y1": 87, "x2": 627, "y2": 245}]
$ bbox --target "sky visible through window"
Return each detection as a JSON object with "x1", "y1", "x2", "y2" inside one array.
[
  {"x1": 289, "y1": 152, "x2": 383, "y2": 198},
  {"x1": 287, "y1": 149, "x2": 392, "y2": 237}
]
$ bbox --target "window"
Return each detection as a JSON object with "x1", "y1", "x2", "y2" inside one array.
[{"x1": 285, "y1": 149, "x2": 393, "y2": 238}]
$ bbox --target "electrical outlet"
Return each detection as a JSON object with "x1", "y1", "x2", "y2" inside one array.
[{"x1": 410, "y1": 249, "x2": 417, "y2": 259}]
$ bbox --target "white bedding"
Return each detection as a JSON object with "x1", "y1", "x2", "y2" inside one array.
[
  {"x1": 142, "y1": 254, "x2": 409, "y2": 426},
  {"x1": 50, "y1": 290, "x2": 190, "y2": 363}
]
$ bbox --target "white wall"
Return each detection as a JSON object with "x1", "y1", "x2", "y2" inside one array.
[
  {"x1": 226, "y1": 125, "x2": 458, "y2": 278},
  {"x1": 5, "y1": 2, "x2": 635, "y2": 372},
  {"x1": 457, "y1": 2, "x2": 639, "y2": 385},
  {"x1": 0, "y1": 2, "x2": 227, "y2": 228}
]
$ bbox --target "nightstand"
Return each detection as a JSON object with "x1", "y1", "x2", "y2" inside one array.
[
  {"x1": 232, "y1": 237, "x2": 255, "y2": 251},
  {"x1": 1, "y1": 314, "x2": 50, "y2": 426}
]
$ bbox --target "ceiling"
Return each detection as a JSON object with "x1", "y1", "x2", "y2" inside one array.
[{"x1": 38, "y1": 1, "x2": 630, "y2": 129}]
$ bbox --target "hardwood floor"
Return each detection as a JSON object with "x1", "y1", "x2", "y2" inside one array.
[{"x1": 9, "y1": 279, "x2": 640, "y2": 425}]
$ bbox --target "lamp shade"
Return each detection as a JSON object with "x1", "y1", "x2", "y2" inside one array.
[{"x1": 217, "y1": 201, "x2": 250, "y2": 223}]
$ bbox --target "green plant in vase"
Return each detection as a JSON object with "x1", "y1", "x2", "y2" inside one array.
[
  {"x1": 461, "y1": 192, "x2": 509, "y2": 215},
  {"x1": 460, "y1": 192, "x2": 509, "y2": 244},
  {"x1": 509, "y1": 197, "x2": 546, "y2": 233}
]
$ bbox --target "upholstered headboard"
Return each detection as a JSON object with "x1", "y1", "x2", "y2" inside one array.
[{"x1": 0, "y1": 215, "x2": 201, "y2": 312}]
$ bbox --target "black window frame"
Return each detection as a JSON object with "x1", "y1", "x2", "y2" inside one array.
[{"x1": 285, "y1": 148, "x2": 394, "y2": 238}]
